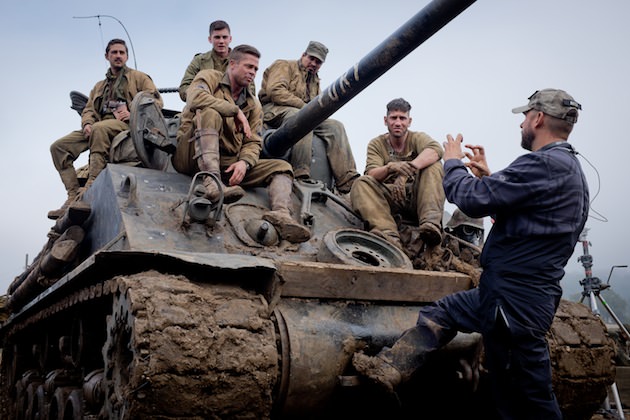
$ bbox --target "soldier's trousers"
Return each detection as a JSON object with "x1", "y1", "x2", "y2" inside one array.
[
  {"x1": 350, "y1": 161, "x2": 445, "y2": 233},
  {"x1": 50, "y1": 119, "x2": 128, "y2": 173},
  {"x1": 50, "y1": 130, "x2": 88, "y2": 172},
  {"x1": 262, "y1": 104, "x2": 358, "y2": 189},
  {"x1": 172, "y1": 107, "x2": 293, "y2": 187}
]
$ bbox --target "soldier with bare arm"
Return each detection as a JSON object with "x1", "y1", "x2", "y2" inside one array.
[{"x1": 350, "y1": 98, "x2": 445, "y2": 250}]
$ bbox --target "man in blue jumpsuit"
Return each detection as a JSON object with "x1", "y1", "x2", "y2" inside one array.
[{"x1": 352, "y1": 89, "x2": 588, "y2": 419}]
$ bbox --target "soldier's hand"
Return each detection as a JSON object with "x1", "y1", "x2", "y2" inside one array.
[
  {"x1": 235, "y1": 110, "x2": 252, "y2": 138},
  {"x1": 113, "y1": 103, "x2": 130, "y2": 122},
  {"x1": 387, "y1": 161, "x2": 416, "y2": 177},
  {"x1": 82, "y1": 124, "x2": 92, "y2": 139},
  {"x1": 226, "y1": 160, "x2": 247, "y2": 186}
]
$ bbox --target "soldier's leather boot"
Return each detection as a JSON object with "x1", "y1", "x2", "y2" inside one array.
[
  {"x1": 419, "y1": 222, "x2": 443, "y2": 247},
  {"x1": 370, "y1": 228, "x2": 404, "y2": 251},
  {"x1": 86, "y1": 152, "x2": 108, "y2": 187},
  {"x1": 194, "y1": 127, "x2": 244, "y2": 204},
  {"x1": 263, "y1": 174, "x2": 311, "y2": 243},
  {"x1": 47, "y1": 167, "x2": 80, "y2": 220},
  {"x1": 353, "y1": 324, "x2": 441, "y2": 392},
  {"x1": 352, "y1": 353, "x2": 402, "y2": 393}
]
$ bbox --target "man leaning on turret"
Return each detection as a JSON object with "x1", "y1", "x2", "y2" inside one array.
[{"x1": 258, "y1": 41, "x2": 360, "y2": 194}]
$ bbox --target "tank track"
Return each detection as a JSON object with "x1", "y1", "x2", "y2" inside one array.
[
  {"x1": 1, "y1": 271, "x2": 278, "y2": 419},
  {"x1": 550, "y1": 300, "x2": 617, "y2": 420}
]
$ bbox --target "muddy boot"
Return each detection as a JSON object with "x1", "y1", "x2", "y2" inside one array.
[
  {"x1": 86, "y1": 152, "x2": 108, "y2": 186},
  {"x1": 352, "y1": 353, "x2": 402, "y2": 393},
  {"x1": 353, "y1": 324, "x2": 442, "y2": 391},
  {"x1": 201, "y1": 176, "x2": 245, "y2": 204},
  {"x1": 263, "y1": 174, "x2": 311, "y2": 243},
  {"x1": 47, "y1": 167, "x2": 80, "y2": 220},
  {"x1": 370, "y1": 228, "x2": 403, "y2": 251},
  {"x1": 194, "y1": 128, "x2": 244, "y2": 204},
  {"x1": 419, "y1": 222, "x2": 443, "y2": 247}
]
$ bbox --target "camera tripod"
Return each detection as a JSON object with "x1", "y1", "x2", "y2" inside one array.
[{"x1": 578, "y1": 229, "x2": 629, "y2": 419}]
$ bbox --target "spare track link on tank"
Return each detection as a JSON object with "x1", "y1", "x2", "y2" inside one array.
[{"x1": 1, "y1": 271, "x2": 278, "y2": 419}]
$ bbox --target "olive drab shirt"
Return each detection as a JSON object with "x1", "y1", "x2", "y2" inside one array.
[
  {"x1": 81, "y1": 66, "x2": 163, "y2": 128},
  {"x1": 258, "y1": 59, "x2": 320, "y2": 108},
  {"x1": 178, "y1": 49, "x2": 230, "y2": 102},
  {"x1": 180, "y1": 69, "x2": 263, "y2": 168},
  {"x1": 365, "y1": 131, "x2": 444, "y2": 183}
]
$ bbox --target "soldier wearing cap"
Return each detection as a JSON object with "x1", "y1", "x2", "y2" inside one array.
[
  {"x1": 258, "y1": 41, "x2": 360, "y2": 194},
  {"x1": 353, "y1": 89, "x2": 588, "y2": 420}
]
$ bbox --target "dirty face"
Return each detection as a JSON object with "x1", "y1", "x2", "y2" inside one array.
[
  {"x1": 105, "y1": 43, "x2": 128, "y2": 72},
  {"x1": 230, "y1": 53, "x2": 259, "y2": 89},
  {"x1": 300, "y1": 53, "x2": 323, "y2": 74},
  {"x1": 209, "y1": 28, "x2": 232, "y2": 58},
  {"x1": 384, "y1": 109, "x2": 412, "y2": 140}
]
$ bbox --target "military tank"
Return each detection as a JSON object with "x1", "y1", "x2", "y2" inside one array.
[{"x1": 0, "y1": 0, "x2": 617, "y2": 418}]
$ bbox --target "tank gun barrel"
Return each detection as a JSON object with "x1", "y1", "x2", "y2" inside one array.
[{"x1": 263, "y1": 0, "x2": 476, "y2": 157}]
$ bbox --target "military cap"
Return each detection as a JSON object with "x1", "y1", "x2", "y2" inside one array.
[
  {"x1": 305, "y1": 41, "x2": 328, "y2": 62},
  {"x1": 512, "y1": 89, "x2": 582, "y2": 123}
]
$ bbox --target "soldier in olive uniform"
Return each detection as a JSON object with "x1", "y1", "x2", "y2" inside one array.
[
  {"x1": 172, "y1": 45, "x2": 310, "y2": 244},
  {"x1": 258, "y1": 41, "x2": 359, "y2": 194},
  {"x1": 179, "y1": 20, "x2": 233, "y2": 102},
  {"x1": 48, "y1": 39, "x2": 162, "y2": 220},
  {"x1": 351, "y1": 98, "x2": 445, "y2": 249}
]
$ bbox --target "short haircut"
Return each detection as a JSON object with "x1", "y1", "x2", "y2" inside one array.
[
  {"x1": 209, "y1": 20, "x2": 230, "y2": 35},
  {"x1": 229, "y1": 44, "x2": 261, "y2": 62},
  {"x1": 386, "y1": 98, "x2": 411, "y2": 114},
  {"x1": 106, "y1": 38, "x2": 128, "y2": 54},
  {"x1": 545, "y1": 113, "x2": 575, "y2": 139}
]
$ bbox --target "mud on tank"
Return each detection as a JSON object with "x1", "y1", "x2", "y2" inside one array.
[{"x1": 0, "y1": 0, "x2": 617, "y2": 418}]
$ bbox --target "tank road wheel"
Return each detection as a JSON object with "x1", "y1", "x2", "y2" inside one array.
[
  {"x1": 102, "y1": 271, "x2": 278, "y2": 419},
  {"x1": 549, "y1": 300, "x2": 616, "y2": 420},
  {"x1": 318, "y1": 228, "x2": 413, "y2": 269}
]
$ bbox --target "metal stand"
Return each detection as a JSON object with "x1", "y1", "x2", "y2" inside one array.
[{"x1": 578, "y1": 229, "x2": 629, "y2": 420}]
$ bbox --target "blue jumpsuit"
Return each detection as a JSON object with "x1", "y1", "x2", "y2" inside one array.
[{"x1": 425, "y1": 141, "x2": 589, "y2": 419}]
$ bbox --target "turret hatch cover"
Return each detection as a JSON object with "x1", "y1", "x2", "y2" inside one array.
[{"x1": 130, "y1": 91, "x2": 174, "y2": 171}]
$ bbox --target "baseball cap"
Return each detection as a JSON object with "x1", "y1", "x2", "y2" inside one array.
[
  {"x1": 511, "y1": 89, "x2": 582, "y2": 123},
  {"x1": 305, "y1": 41, "x2": 328, "y2": 62}
]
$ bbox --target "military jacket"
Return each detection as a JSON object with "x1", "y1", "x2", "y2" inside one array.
[
  {"x1": 365, "y1": 131, "x2": 444, "y2": 183},
  {"x1": 258, "y1": 59, "x2": 320, "y2": 108},
  {"x1": 179, "y1": 49, "x2": 230, "y2": 101},
  {"x1": 81, "y1": 67, "x2": 162, "y2": 128},
  {"x1": 183, "y1": 69, "x2": 262, "y2": 168}
]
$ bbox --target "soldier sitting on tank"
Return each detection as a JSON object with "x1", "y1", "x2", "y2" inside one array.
[
  {"x1": 350, "y1": 98, "x2": 445, "y2": 250},
  {"x1": 258, "y1": 41, "x2": 360, "y2": 194},
  {"x1": 48, "y1": 38, "x2": 163, "y2": 220},
  {"x1": 179, "y1": 20, "x2": 255, "y2": 102},
  {"x1": 172, "y1": 44, "x2": 310, "y2": 244}
]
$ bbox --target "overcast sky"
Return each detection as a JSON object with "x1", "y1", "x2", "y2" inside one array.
[{"x1": 1, "y1": 0, "x2": 629, "y2": 296}]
